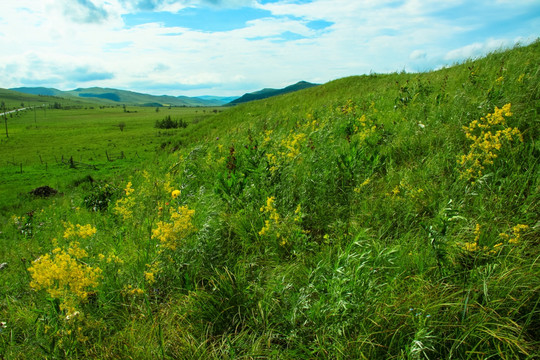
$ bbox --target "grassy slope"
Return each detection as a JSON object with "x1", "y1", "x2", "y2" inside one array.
[
  {"x1": 0, "y1": 41, "x2": 538, "y2": 359},
  {"x1": 0, "y1": 88, "x2": 92, "y2": 110}
]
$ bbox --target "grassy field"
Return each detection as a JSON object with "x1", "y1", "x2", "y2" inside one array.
[
  {"x1": 0, "y1": 106, "x2": 223, "y2": 211},
  {"x1": 0, "y1": 41, "x2": 539, "y2": 359}
]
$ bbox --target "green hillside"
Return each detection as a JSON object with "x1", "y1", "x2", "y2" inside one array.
[
  {"x1": 10, "y1": 87, "x2": 225, "y2": 107},
  {"x1": 0, "y1": 88, "x2": 91, "y2": 110},
  {"x1": 229, "y1": 80, "x2": 318, "y2": 104},
  {"x1": 0, "y1": 41, "x2": 538, "y2": 359}
]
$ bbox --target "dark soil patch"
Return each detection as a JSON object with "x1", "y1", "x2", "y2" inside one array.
[{"x1": 29, "y1": 186, "x2": 58, "y2": 197}]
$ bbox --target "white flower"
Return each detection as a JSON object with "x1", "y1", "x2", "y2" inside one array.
[{"x1": 65, "y1": 311, "x2": 80, "y2": 321}]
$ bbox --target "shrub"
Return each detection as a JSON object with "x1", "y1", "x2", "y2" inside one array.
[{"x1": 154, "y1": 115, "x2": 188, "y2": 129}]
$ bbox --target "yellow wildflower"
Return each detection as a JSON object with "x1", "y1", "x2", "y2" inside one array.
[
  {"x1": 114, "y1": 181, "x2": 135, "y2": 220},
  {"x1": 63, "y1": 223, "x2": 97, "y2": 239},
  {"x1": 28, "y1": 248, "x2": 102, "y2": 304},
  {"x1": 145, "y1": 272, "x2": 155, "y2": 285},
  {"x1": 473, "y1": 223, "x2": 481, "y2": 243},
  {"x1": 171, "y1": 189, "x2": 181, "y2": 199},
  {"x1": 106, "y1": 254, "x2": 124, "y2": 264},
  {"x1": 462, "y1": 241, "x2": 478, "y2": 252},
  {"x1": 145, "y1": 262, "x2": 161, "y2": 285},
  {"x1": 152, "y1": 206, "x2": 196, "y2": 251},
  {"x1": 67, "y1": 242, "x2": 88, "y2": 259},
  {"x1": 124, "y1": 182, "x2": 134, "y2": 196},
  {"x1": 124, "y1": 285, "x2": 144, "y2": 296},
  {"x1": 458, "y1": 103, "x2": 521, "y2": 181}
]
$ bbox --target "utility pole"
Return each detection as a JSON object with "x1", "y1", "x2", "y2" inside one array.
[{"x1": 2, "y1": 101, "x2": 8, "y2": 138}]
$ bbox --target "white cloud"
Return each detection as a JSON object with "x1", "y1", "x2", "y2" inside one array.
[
  {"x1": 410, "y1": 50, "x2": 427, "y2": 60},
  {"x1": 0, "y1": 0, "x2": 537, "y2": 96},
  {"x1": 444, "y1": 36, "x2": 535, "y2": 61}
]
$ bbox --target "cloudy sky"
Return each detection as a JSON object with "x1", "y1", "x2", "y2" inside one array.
[{"x1": 0, "y1": 0, "x2": 538, "y2": 96}]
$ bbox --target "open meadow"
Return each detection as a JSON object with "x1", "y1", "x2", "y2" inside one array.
[
  {"x1": 0, "y1": 105, "x2": 223, "y2": 211},
  {"x1": 0, "y1": 42, "x2": 539, "y2": 359}
]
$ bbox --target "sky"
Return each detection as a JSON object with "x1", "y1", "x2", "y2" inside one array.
[{"x1": 0, "y1": 0, "x2": 538, "y2": 97}]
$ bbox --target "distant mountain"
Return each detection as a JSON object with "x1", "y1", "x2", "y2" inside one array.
[
  {"x1": 10, "y1": 87, "x2": 225, "y2": 107},
  {"x1": 228, "y1": 81, "x2": 319, "y2": 105},
  {"x1": 196, "y1": 95, "x2": 239, "y2": 105},
  {"x1": 8, "y1": 83, "x2": 318, "y2": 107},
  {"x1": 10, "y1": 87, "x2": 64, "y2": 96},
  {"x1": 65, "y1": 87, "x2": 220, "y2": 107}
]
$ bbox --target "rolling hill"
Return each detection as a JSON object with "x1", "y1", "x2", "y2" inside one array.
[
  {"x1": 228, "y1": 80, "x2": 318, "y2": 104},
  {"x1": 9, "y1": 87, "x2": 227, "y2": 107}
]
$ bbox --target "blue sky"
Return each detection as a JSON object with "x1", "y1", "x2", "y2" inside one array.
[{"x1": 0, "y1": 0, "x2": 538, "y2": 96}]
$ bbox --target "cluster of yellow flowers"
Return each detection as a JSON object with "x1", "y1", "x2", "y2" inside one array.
[
  {"x1": 63, "y1": 222, "x2": 97, "y2": 239},
  {"x1": 263, "y1": 130, "x2": 273, "y2": 145},
  {"x1": 458, "y1": 104, "x2": 523, "y2": 182},
  {"x1": 97, "y1": 253, "x2": 124, "y2": 265},
  {"x1": 163, "y1": 173, "x2": 175, "y2": 194},
  {"x1": 352, "y1": 114, "x2": 377, "y2": 144},
  {"x1": 28, "y1": 244, "x2": 102, "y2": 312},
  {"x1": 340, "y1": 99, "x2": 357, "y2": 115},
  {"x1": 265, "y1": 153, "x2": 279, "y2": 174},
  {"x1": 259, "y1": 197, "x2": 302, "y2": 247},
  {"x1": 388, "y1": 180, "x2": 424, "y2": 202},
  {"x1": 460, "y1": 223, "x2": 529, "y2": 255},
  {"x1": 499, "y1": 224, "x2": 529, "y2": 245},
  {"x1": 461, "y1": 223, "x2": 482, "y2": 252},
  {"x1": 152, "y1": 206, "x2": 196, "y2": 251},
  {"x1": 353, "y1": 177, "x2": 371, "y2": 193},
  {"x1": 114, "y1": 182, "x2": 136, "y2": 220},
  {"x1": 259, "y1": 197, "x2": 280, "y2": 238},
  {"x1": 145, "y1": 261, "x2": 161, "y2": 285},
  {"x1": 123, "y1": 284, "x2": 144, "y2": 296},
  {"x1": 124, "y1": 181, "x2": 135, "y2": 196},
  {"x1": 280, "y1": 131, "x2": 307, "y2": 160}
]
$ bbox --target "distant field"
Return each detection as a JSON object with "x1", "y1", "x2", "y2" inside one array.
[{"x1": 0, "y1": 105, "x2": 224, "y2": 210}]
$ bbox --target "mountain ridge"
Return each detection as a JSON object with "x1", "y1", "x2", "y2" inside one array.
[
  {"x1": 10, "y1": 86, "x2": 222, "y2": 107},
  {"x1": 228, "y1": 81, "x2": 319, "y2": 105},
  {"x1": 8, "y1": 81, "x2": 316, "y2": 107}
]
